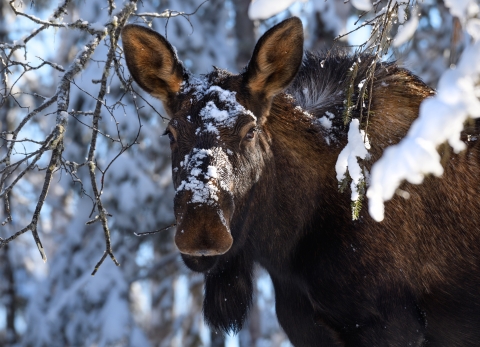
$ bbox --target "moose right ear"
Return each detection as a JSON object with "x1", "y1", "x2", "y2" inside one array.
[
  {"x1": 243, "y1": 17, "x2": 304, "y2": 100},
  {"x1": 121, "y1": 25, "x2": 186, "y2": 104}
]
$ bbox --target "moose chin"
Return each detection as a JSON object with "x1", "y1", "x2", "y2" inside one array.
[{"x1": 122, "y1": 17, "x2": 480, "y2": 347}]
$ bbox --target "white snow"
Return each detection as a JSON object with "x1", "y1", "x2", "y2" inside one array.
[
  {"x1": 201, "y1": 102, "x2": 233, "y2": 126},
  {"x1": 206, "y1": 122, "x2": 220, "y2": 134},
  {"x1": 176, "y1": 147, "x2": 232, "y2": 205},
  {"x1": 315, "y1": 112, "x2": 337, "y2": 145},
  {"x1": 176, "y1": 149, "x2": 219, "y2": 204},
  {"x1": 295, "y1": 105, "x2": 313, "y2": 118},
  {"x1": 318, "y1": 116, "x2": 332, "y2": 129},
  {"x1": 177, "y1": 173, "x2": 220, "y2": 204},
  {"x1": 336, "y1": 119, "x2": 370, "y2": 202},
  {"x1": 351, "y1": 0, "x2": 373, "y2": 12},
  {"x1": 207, "y1": 86, "x2": 256, "y2": 121},
  {"x1": 190, "y1": 168, "x2": 202, "y2": 177},
  {"x1": 444, "y1": 0, "x2": 479, "y2": 24},
  {"x1": 467, "y1": 18, "x2": 480, "y2": 40},
  {"x1": 393, "y1": 10, "x2": 419, "y2": 47},
  {"x1": 248, "y1": 0, "x2": 304, "y2": 20},
  {"x1": 90, "y1": 22, "x2": 107, "y2": 33},
  {"x1": 358, "y1": 79, "x2": 366, "y2": 90},
  {"x1": 397, "y1": 2, "x2": 407, "y2": 24},
  {"x1": 182, "y1": 75, "x2": 209, "y2": 98},
  {"x1": 13, "y1": 39, "x2": 25, "y2": 47},
  {"x1": 367, "y1": 39, "x2": 480, "y2": 222},
  {"x1": 207, "y1": 166, "x2": 218, "y2": 179},
  {"x1": 197, "y1": 86, "x2": 256, "y2": 137},
  {"x1": 325, "y1": 111, "x2": 335, "y2": 119},
  {"x1": 208, "y1": 86, "x2": 238, "y2": 106}
]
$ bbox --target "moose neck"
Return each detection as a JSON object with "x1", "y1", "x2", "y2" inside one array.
[{"x1": 230, "y1": 93, "x2": 347, "y2": 275}]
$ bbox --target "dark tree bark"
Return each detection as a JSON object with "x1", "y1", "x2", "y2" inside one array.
[
  {"x1": 232, "y1": 0, "x2": 255, "y2": 71},
  {"x1": 1, "y1": 245, "x2": 17, "y2": 345}
]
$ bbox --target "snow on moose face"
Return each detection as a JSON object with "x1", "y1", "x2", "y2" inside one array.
[
  {"x1": 121, "y1": 19, "x2": 303, "y2": 272},
  {"x1": 166, "y1": 77, "x2": 262, "y2": 265}
]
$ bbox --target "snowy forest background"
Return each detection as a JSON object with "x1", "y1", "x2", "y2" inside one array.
[{"x1": 0, "y1": 0, "x2": 479, "y2": 346}]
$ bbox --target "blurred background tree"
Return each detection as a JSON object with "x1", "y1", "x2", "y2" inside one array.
[{"x1": 0, "y1": 0, "x2": 478, "y2": 346}]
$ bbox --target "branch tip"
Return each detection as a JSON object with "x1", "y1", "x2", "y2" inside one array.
[
  {"x1": 37, "y1": 242, "x2": 47, "y2": 263},
  {"x1": 134, "y1": 223, "x2": 177, "y2": 236}
]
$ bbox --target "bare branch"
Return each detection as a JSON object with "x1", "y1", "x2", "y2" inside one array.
[
  {"x1": 87, "y1": 1, "x2": 139, "y2": 275},
  {"x1": 0, "y1": 0, "x2": 206, "y2": 277},
  {"x1": 8, "y1": 0, "x2": 108, "y2": 38},
  {"x1": 0, "y1": 1, "x2": 139, "y2": 264},
  {"x1": 134, "y1": 0, "x2": 209, "y2": 37},
  {"x1": 134, "y1": 223, "x2": 177, "y2": 237}
]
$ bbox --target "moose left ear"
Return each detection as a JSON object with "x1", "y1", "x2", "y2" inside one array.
[
  {"x1": 244, "y1": 17, "x2": 304, "y2": 99},
  {"x1": 121, "y1": 24, "x2": 186, "y2": 105}
]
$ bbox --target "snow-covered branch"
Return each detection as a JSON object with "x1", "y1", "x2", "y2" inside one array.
[
  {"x1": 367, "y1": 38, "x2": 480, "y2": 221},
  {"x1": 363, "y1": 1, "x2": 480, "y2": 221},
  {"x1": 0, "y1": 0, "x2": 139, "y2": 272}
]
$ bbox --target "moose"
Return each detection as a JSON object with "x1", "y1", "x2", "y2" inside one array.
[{"x1": 122, "y1": 17, "x2": 480, "y2": 346}]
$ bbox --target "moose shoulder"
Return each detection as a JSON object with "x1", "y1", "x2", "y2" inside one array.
[{"x1": 122, "y1": 18, "x2": 480, "y2": 346}]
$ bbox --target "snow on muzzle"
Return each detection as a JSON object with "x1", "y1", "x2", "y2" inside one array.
[{"x1": 174, "y1": 147, "x2": 234, "y2": 256}]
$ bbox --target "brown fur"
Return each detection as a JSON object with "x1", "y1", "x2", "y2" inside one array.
[
  {"x1": 122, "y1": 18, "x2": 480, "y2": 347},
  {"x1": 121, "y1": 25, "x2": 185, "y2": 105},
  {"x1": 244, "y1": 19, "x2": 304, "y2": 98}
]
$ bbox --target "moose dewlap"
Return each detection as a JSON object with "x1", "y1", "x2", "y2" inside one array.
[{"x1": 122, "y1": 17, "x2": 480, "y2": 347}]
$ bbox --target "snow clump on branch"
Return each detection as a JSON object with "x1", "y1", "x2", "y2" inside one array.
[{"x1": 367, "y1": 39, "x2": 480, "y2": 222}]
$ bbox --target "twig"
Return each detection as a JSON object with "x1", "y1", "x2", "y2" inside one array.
[
  {"x1": 134, "y1": 223, "x2": 177, "y2": 237},
  {"x1": 0, "y1": 0, "x2": 138, "y2": 263},
  {"x1": 89, "y1": 1, "x2": 139, "y2": 275},
  {"x1": 135, "y1": 0, "x2": 209, "y2": 38}
]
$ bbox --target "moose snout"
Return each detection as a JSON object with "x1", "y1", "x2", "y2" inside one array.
[{"x1": 174, "y1": 204, "x2": 233, "y2": 257}]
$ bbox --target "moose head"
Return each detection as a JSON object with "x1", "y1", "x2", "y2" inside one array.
[{"x1": 122, "y1": 18, "x2": 304, "y2": 272}]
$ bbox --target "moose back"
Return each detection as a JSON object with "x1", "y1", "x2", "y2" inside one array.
[{"x1": 122, "y1": 17, "x2": 480, "y2": 346}]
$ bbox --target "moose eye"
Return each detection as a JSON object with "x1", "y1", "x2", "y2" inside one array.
[
  {"x1": 163, "y1": 129, "x2": 176, "y2": 145},
  {"x1": 244, "y1": 127, "x2": 257, "y2": 141}
]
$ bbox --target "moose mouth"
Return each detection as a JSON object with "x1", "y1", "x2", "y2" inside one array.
[
  {"x1": 174, "y1": 200, "x2": 234, "y2": 273},
  {"x1": 181, "y1": 253, "x2": 220, "y2": 273},
  {"x1": 175, "y1": 214, "x2": 237, "y2": 273},
  {"x1": 174, "y1": 182, "x2": 235, "y2": 272},
  {"x1": 175, "y1": 219, "x2": 233, "y2": 273}
]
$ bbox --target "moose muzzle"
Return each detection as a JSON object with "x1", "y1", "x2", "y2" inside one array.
[
  {"x1": 173, "y1": 147, "x2": 235, "y2": 256},
  {"x1": 174, "y1": 201, "x2": 233, "y2": 256}
]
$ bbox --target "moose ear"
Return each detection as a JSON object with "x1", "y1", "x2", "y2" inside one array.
[
  {"x1": 244, "y1": 17, "x2": 304, "y2": 99},
  {"x1": 121, "y1": 25, "x2": 186, "y2": 103}
]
